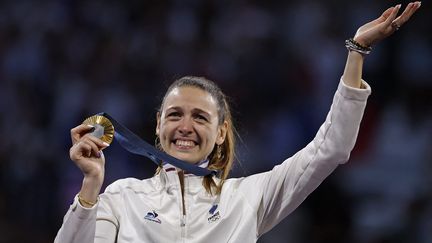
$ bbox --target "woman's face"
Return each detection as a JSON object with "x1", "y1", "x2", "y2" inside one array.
[{"x1": 156, "y1": 86, "x2": 227, "y2": 164}]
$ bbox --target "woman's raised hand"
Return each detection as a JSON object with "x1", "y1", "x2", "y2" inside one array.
[
  {"x1": 69, "y1": 124, "x2": 109, "y2": 181},
  {"x1": 354, "y1": 2, "x2": 421, "y2": 47}
]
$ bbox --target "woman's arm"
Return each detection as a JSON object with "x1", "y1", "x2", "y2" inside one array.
[
  {"x1": 237, "y1": 2, "x2": 421, "y2": 236},
  {"x1": 55, "y1": 124, "x2": 111, "y2": 242},
  {"x1": 251, "y1": 79, "x2": 371, "y2": 236}
]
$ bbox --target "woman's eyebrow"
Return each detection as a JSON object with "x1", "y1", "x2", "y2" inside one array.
[
  {"x1": 165, "y1": 106, "x2": 212, "y2": 117},
  {"x1": 165, "y1": 106, "x2": 181, "y2": 111}
]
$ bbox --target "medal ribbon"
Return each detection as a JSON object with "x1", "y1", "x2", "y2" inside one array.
[{"x1": 99, "y1": 113, "x2": 216, "y2": 176}]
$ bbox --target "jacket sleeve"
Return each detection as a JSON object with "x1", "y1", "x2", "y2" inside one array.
[
  {"x1": 240, "y1": 79, "x2": 371, "y2": 237},
  {"x1": 54, "y1": 194, "x2": 119, "y2": 243}
]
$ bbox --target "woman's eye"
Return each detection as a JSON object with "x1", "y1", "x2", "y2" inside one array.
[
  {"x1": 167, "y1": 112, "x2": 181, "y2": 118},
  {"x1": 195, "y1": 115, "x2": 208, "y2": 122}
]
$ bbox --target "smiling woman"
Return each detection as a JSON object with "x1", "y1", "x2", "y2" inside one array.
[
  {"x1": 157, "y1": 77, "x2": 228, "y2": 165},
  {"x1": 156, "y1": 76, "x2": 235, "y2": 195},
  {"x1": 54, "y1": 2, "x2": 421, "y2": 243}
]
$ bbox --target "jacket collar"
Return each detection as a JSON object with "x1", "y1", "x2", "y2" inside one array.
[
  {"x1": 156, "y1": 159, "x2": 210, "y2": 191},
  {"x1": 162, "y1": 159, "x2": 209, "y2": 175}
]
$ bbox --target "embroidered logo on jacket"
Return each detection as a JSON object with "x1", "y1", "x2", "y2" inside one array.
[
  {"x1": 144, "y1": 210, "x2": 162, "y2": 224},
  {"x1": 207, "y1": 204, "x2": 220, "y2": 223}
]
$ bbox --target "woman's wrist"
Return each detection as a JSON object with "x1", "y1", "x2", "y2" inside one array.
[
  {"x1": 78, "y1": 175, "x2": 104, "y2": 207},
  {"x1": 342, "y1": 49, "x2": 364, "y2": 89},
  {"x1": 352, "y1": 36, "x2": 370, "y2": 48},
  {"x1": 83, "y1": 173, "x2": 104, "y2": 188},
  {"x1": 346, "y1": 38, "x2": 372, "y2": 56}
]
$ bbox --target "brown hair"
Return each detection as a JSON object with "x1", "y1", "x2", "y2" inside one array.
[{"x1": 157, "y1": 76, "x2": 236, "y2": 195}]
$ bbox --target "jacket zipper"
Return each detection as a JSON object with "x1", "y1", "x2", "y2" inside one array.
[
  {"x1": 181, "y1": 214, "x2": 186, "y2": 241},
  {"x1": 177, "y1": 171, "x2": 187, "y2": 241}
]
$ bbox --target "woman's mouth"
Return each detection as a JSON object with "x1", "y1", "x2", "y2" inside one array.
[{"x1": 174, "y1": 139, "x2": 196, "y2": 149}]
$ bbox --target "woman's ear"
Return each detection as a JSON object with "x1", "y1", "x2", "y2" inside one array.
[
  {"x1": 216, "y1": 121, "x2": 228, "y2": 145},
  {"x1": 156, "y1": 112, "x2": 161, "y2": 136}
]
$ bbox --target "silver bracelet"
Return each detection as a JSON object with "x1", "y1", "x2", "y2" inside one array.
[{"x1": 345, "y1": 38, "x2": 372, "y2": 55}]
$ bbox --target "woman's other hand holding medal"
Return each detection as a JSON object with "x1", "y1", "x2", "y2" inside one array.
[{"x1": 69, "y1": 124, "x2": 110, "y2": 207}]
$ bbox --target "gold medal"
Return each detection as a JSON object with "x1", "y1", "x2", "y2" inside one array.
[{"x1": 82, "y1": 115, "x2": 115, "y2": 145}]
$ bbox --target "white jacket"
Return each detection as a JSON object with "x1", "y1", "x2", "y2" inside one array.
[{"x1": 55, "y1": 79, "x2": 371, "y2": 243}]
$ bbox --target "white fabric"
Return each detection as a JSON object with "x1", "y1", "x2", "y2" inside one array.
[{"x1": 55, "y1": 79, "x2": 371, "y2": 243}]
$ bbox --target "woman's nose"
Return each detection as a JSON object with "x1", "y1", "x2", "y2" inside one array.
[{"x1": 178, "y1": 118, "x2": 193, "y2": 134}]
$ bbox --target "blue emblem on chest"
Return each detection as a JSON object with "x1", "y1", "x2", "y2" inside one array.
[
  {"x1": 209, "y1": 204, "x2": 218, "y2": 215},
  {"x1": 144, "y1": 210, "x2": 162, "y2": 224},
  {"x1": 208, "y1": 204, "x2": 220, "y2": 223}
]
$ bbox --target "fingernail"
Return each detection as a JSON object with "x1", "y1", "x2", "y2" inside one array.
[
  {"x1": 397, "y1": 4, "x2": 402, "y2": 8},
  {"x1": 87, "y1": 124, "x2": 94, "y2": 128},
  {"x1": 97, "y1": 151, "x2": 101, "y2": 158},
  {"x1": 103, "y1": 142, "x2": 110, "y2": 147}
]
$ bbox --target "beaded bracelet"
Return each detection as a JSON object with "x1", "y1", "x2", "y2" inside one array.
[{"x1": 345, "y1": 38, "x2": 372, "y2": 55}]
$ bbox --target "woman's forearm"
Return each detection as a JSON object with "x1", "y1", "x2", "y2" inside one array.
[{"x1": 341, "y1": 51, "x2": 364, "y2": 89}]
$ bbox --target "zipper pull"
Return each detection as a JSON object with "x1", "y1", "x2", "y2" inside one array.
[{"x1": 180, "y1": 214, "x2": 186, "y2": 227}]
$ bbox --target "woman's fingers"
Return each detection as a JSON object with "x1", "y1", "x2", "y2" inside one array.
[
  {"x1": 363, "y1": 7, "x2": 393, "y2": 28},
  {"x1": 384, "y1": 4, "x2": 401, "y2": 27},
  {"x1": 71, "y1": 124, "x2": 95, "y2": 144},
  {"x1": 392, "y1": 2, "x2": 421, "y2": 28},
  {"x1": 82, "y1": 141, "x2": 95, "y2": 157},
  {"x1": 70, "y1": 140, "x2": 91, "y2": 160},
  {"x1": 82, "y1": 135, "x2": 109, "y2": 156},
  {"x1": 71, "y1": 134, "x2": 109, "y2": 160},
  {"x1": 85, "y1": 134, "x2": 110, "y2": 150},
  {"x1": 71, "y1": 123, "x2": 111, "y2": 150},
  {"x1": 360, "y1": 7, "x2": 393, "y2": 31},
  {"x1": 69, "y1": 124, "x2": 108, "y2": 179},
  {"x1": 380, "y1": 7, "x2": 396, "y2": 22},
  {"x1": 83, "y1": 140, "x2": 100, "y2": 158},
  {"x1": 393, "y1": 2, "x2": 414, "y2": 27}
]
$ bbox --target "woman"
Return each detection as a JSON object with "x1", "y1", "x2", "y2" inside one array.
[{"x1": 55, "y1": 3, "x2": 421, "y2": 242}]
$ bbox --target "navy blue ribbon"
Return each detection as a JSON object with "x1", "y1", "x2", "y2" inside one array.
[{"x1": 99, "y1": 113, "x2": 216, "y2": 176}]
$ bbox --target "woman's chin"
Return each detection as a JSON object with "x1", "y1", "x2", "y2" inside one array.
[{"x1": 169, "y1": 152, "x2": 201, "y2": 164}]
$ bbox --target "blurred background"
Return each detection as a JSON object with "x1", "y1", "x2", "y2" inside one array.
[{"x1": 0, "y1": 0, "x2": 431, "y2": 242}]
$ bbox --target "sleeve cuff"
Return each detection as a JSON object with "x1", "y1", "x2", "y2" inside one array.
[{"x1": 338, "y1": 78, "x2": 372, "y2": 101}]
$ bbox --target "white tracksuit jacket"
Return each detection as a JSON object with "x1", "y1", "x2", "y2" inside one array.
[{"x1": 55, "y1": 79, "x2": 371, "y2": 243}]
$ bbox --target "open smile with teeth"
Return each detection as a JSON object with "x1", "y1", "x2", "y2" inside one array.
[{"x1": 175, "y1": 140, "x2": 197, "y2": 149}]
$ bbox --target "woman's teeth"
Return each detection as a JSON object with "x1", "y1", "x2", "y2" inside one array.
[{"x1": 176, "y1": 140, "x2": 195, "y2": 147}]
